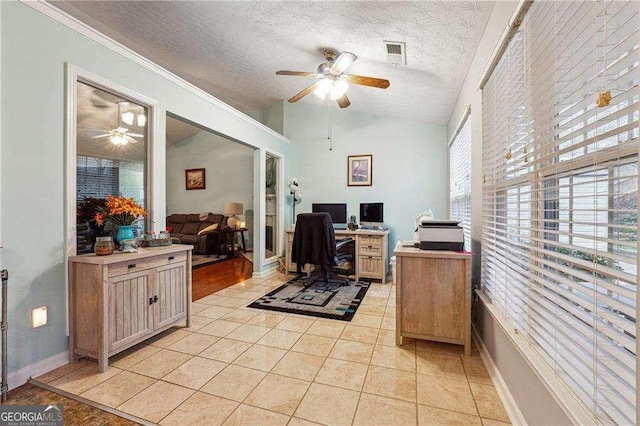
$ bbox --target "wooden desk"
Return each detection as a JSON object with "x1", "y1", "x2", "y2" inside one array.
[
  {"x1": 285, "y1": 228, "x2": 390, "y2": 282},
  {"x1": 394, "y1": 244, "x2": 472, "y2": 355},
  {"x1": 218, "y1": 228, "x2": 247, "y2": 256}
]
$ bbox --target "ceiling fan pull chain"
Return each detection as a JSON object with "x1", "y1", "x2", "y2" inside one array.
[{"x1": 328, "y1": 98, "x2": 333, "y2": 151}]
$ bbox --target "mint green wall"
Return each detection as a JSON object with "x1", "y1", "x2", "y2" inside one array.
[
  {"x1": 243, "y1": 102, "x2": 285, "y2": 136},
  {"x1": 0, "y1": 2, "x2": 288, "y2": 376},
  {"x1": 285, "y1": 102, "x2": 448, "y2": 257}
]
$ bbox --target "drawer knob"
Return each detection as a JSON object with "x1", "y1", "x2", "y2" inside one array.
[
  {"x1": 128, "y1": 264, "x2": 136, "y2": 269},
  {"x1": 168, "y1": 256, "x2": 175, "y2": 261}
]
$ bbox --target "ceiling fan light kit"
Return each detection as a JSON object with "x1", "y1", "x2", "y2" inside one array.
[
  {"x1": 277, "y1": 49, "x2": 390, "y2": 108},
  {"x1": 89, "y1": 99, "x2": 146, "y2": 146},
  {"x1": 121, "y1": 111, "x2": 135, "y2": 125},
  {"x1": 120, "y1": 107, "x2": 146, "y2": 127}
]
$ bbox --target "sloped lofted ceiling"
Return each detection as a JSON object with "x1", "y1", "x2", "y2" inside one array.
[{"x1": 52, "y1": 1, "x2": 495, "y2": 125}]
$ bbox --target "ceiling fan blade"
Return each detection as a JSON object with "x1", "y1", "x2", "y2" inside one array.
[
  {"x1": 288, "y1": 82, "x2": 319, "y2": 103},
  {"x1": 347, "y1": 74, "x2": 390, "y2": 89},
  {"x1": 128, "y1": 133, "x2": 144, "y2": 138},
  {"x1": 276, "y1": 71, "x2": 317, "y2": 77},
  {"x1": 330, "y1": 52, "x2": 357, "y2": 75},
  {"x1": 91, "y1": 133, "x2": 112, "y2": 139},
  {"x1": 336, "y1": 94, "x2": 351, "y2": 109}
]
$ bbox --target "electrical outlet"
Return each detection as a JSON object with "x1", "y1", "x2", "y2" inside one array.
[{"x1": 31, "y1": 306, "x2": 47, "y2": 328}]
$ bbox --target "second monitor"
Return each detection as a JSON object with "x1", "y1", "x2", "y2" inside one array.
[
  {"x1": 312, "y1": 203, "x2": 348, "y2": 228},
  {"x1": 360, "y1": 202, "x2": 384, "y2": 229}
]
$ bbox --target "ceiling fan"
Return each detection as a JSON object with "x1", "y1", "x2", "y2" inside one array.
[
  {"x1": 276, "y1": 49, "x2": 390, "y2": 108},
  {"x1": 91, "y1": 127, "x2": 144, "y2": 146},
  {"x1": 89, "y1": 100, "x2": 145, "y2": 146}
]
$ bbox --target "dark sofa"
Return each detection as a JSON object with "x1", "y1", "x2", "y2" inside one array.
[{"x1": 166, "y1": 213, "x2": 226, "y2": 255}]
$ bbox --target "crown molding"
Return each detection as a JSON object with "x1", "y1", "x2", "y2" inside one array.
[{"x1": 22, "y1": 0, "x2": 290, "y2": 144}]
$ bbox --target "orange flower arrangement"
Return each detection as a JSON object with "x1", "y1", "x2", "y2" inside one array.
[{"x1": 95, "y1": 195, "x2": 148, "y2": 227}]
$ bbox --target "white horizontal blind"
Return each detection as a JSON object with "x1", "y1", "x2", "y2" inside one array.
[
  {"x1": 450, "y1": 115, "x2": 472, "y2": 250},
  {"x1": 76, "y1": 156, "x2": 120, "y2": 202},
  {"x1": 482, "y1": 1, "x2": 639, "y2": 423}
]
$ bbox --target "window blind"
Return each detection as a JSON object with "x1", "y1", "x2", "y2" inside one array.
[
  {"x1": 482, "y1": 1, "x2": 638, "y2": 423},
  {"x1": 450, "y1": 115, "x2": 472, "y2": 251},
  {"x1": 76, "y1": 156, "x2": 120, "y2": 202}
]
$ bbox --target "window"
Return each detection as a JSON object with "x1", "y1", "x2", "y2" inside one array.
[
  {"x1": 482, "y1": 1, "x2": 638, "y2": 423},
  {"x1": 449, "y1": 114, "x2": 472, "y2": 251},
  {"x1": 75, "y1": 81, "x2": 149, "y2": 253}
]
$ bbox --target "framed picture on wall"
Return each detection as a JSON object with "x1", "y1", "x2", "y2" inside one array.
[
  {"x1": 185, "y1": 168, "x2": 206, "y2": 190},
  {"x1": 347, "y1": 155, "x2": 372, "y2": 186}
]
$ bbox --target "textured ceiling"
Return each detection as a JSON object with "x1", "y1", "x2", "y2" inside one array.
[{"x1": 53, "y1": 1, "x2": 495, "y2": 125}]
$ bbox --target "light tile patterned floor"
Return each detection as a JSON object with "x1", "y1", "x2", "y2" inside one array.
[{"x1": 36, "y1": 273, "x2": 511, "y2": 425}]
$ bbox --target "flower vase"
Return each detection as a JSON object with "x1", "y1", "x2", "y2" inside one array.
[{"x1": 116, "y1": 225, "x2": 135, "y2": 245}]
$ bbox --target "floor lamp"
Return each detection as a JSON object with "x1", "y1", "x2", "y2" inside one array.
[{"x1": 289, "y1": 178, "x2": 301, "y2": 224}]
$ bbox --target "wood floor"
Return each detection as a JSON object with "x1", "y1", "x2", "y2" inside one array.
[
  {"x1": 7, "y1": 382, "x2": 137, "y2": 426},
  {"x1": 17, "y1": 254, "x2": 253, "y2": 423},
  {"x1": 192, "y1": 254, "x2": 253, "y2": 301}
]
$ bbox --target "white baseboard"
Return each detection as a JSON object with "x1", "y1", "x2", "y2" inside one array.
[
  {"x1": 472, "y1": 329, "x2": 527, "y2": 426},
  {"x1": 9, "y1": 351, "x2": 69, "y2": 390},
  {"x1": 252, "y1": 266, "x2": 278, "y2": 278}
]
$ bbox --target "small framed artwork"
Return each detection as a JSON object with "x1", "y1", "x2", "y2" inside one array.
[
  {"x1": 185, "y1": 168, "x2": 206, "y2": 190},
  {"x1": 347, "y1": 155, "x2": 372, "y2": 186}
]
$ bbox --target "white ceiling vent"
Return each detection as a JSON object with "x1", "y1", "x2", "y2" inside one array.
[{"x1": 383, "y1": 41, "x2": 406, "y2": 65}]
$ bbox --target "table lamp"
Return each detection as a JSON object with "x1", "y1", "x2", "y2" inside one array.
[{"x1": 224, "y1": 202, "x2": 243, "y2": 229}]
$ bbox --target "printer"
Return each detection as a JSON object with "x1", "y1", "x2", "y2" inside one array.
[{"x1": 419, "y1": 220, "x2": 464, "y2": 251}]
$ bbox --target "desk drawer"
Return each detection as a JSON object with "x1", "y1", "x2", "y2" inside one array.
[
  {"x1": 108, "y1": 252, "x2": 187, "y2": 277},
  {"x1": 359, "y1": 237, "x2": 383, "y2": 256}
]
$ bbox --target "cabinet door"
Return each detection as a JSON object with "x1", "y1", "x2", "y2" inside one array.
[
  {"x1": 359, "y1": 255, "x2": 383, "y2": 278},
  {"x1": 108, "y1": 270, "x2": 153, "y2": 352},
  {"x1": 400, "y1": 257, "x2": 465, "y2": 340},
  {"x1": 155, "y1": 261, "x2": 188, "y2": 329}
]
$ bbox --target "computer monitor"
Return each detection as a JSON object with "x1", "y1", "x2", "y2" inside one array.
[
  {"x1": 360, "y1": 202, "x2": 384, "y2": 228},
  {"x1": 312, "y1": 203, "x2": 347, "y2": 225}
]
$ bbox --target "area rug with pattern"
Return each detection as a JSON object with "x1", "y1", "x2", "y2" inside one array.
[{"x1": 247, "y1": 274, "x2": 371, "y2": 321}]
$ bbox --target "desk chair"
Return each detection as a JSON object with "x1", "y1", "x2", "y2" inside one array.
[{"x1": 291, "y1": 213, "x2": 355, "y2": 285}]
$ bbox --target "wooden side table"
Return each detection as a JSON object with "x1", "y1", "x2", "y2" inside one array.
[{"x1": 218, "y1": 228, "x2": 247, "y2": 256}]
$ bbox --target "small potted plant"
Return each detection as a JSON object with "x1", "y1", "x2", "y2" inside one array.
[{"x1": 95, "y1": 195, "x2": 148, "y2": 251}]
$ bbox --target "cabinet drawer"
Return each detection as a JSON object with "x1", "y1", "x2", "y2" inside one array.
[
  {"x1": 359, "y1": 236, "x2": 382, "y2": 256},
  {"x1": 359, "y1": 242, "x2": 383, "y2": 256},
  {"x1": 359, "y1": 235, "x2": 382, "y2": 247},
  {"x1": 108, "y1": 252, "x2": 187, "y2": 277}
]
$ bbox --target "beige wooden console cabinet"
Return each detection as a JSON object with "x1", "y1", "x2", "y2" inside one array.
[
  {"x1": 68, "y1": 245, "x2": 193, "y2": 372},
  {"x1": 394, "y1": 244, "x2": 472, "y2": 356},
  {"x1": 285, "y1": 228, "x2": 390, "y2": 282}
]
